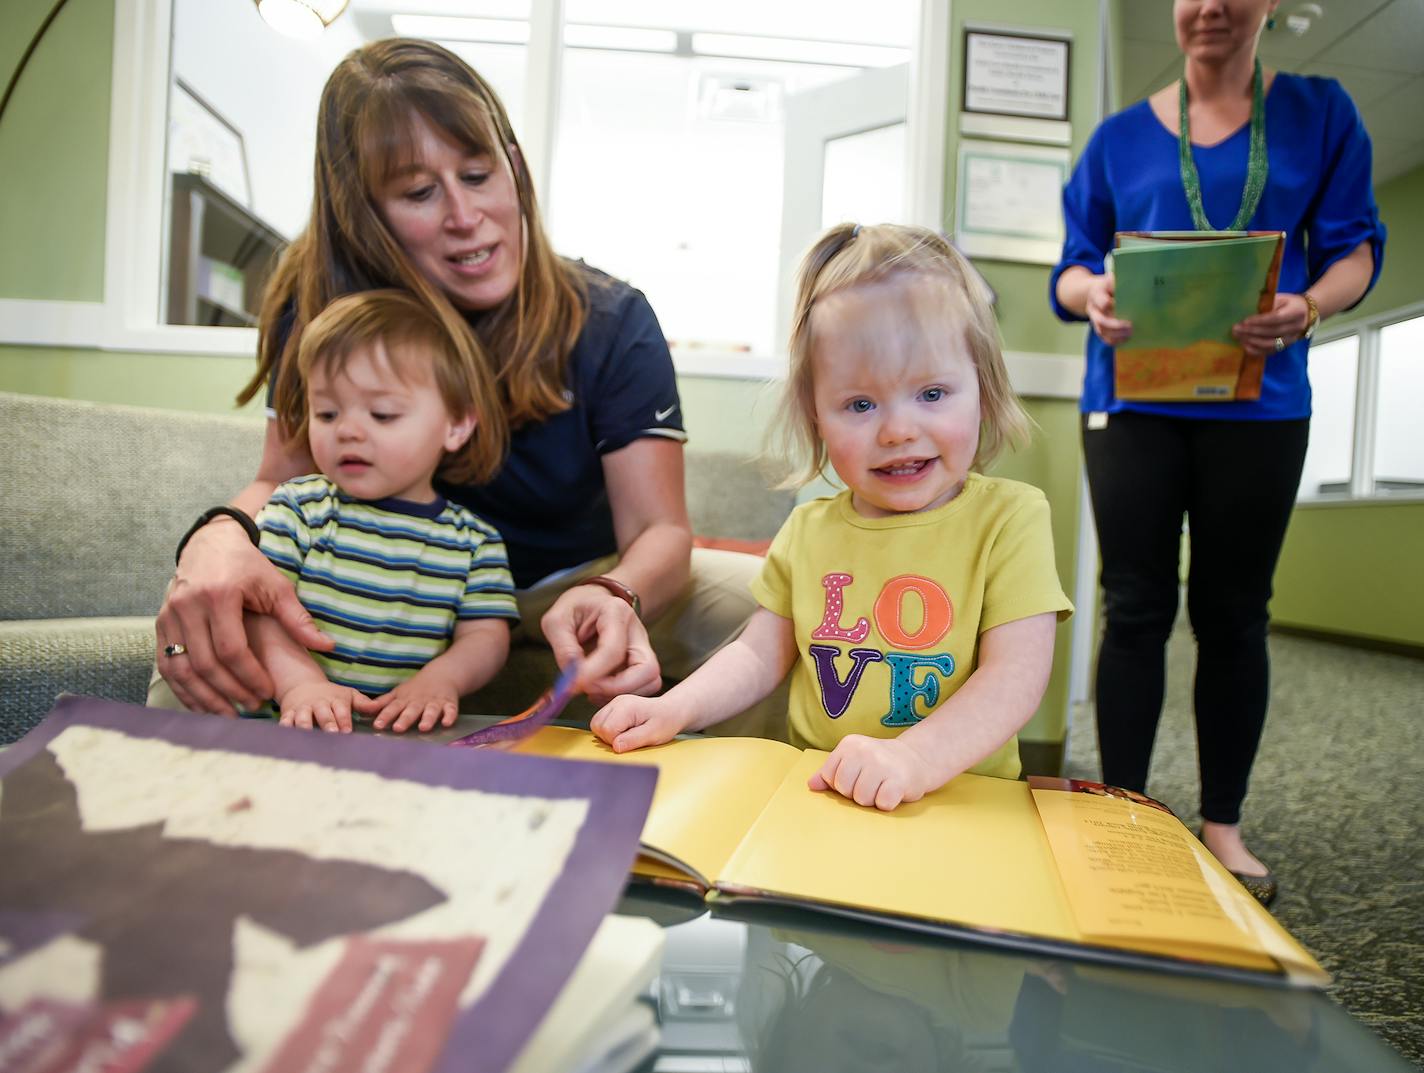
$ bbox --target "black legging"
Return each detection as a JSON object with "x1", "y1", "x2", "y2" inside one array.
[{"x1": 1082, "y1": 411, "x2": 1309, "y2": 824}]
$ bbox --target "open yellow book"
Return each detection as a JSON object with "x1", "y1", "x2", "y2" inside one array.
[{"x1": 512, "y1": 728, "x2": 1326, "y2": 987}]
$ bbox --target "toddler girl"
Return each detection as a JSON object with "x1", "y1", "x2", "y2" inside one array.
[{"x1": 592, "y1": 224, "x2": 1072, "y2": 809}]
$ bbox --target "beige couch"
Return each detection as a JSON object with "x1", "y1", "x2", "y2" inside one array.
[{"x1": 0, "y1": 391, "x2": 793, "y2": 743}]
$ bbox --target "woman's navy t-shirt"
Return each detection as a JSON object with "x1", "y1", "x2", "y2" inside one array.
[{"x1": 269, "y1": 263, "x2": 685, "y2": 588}]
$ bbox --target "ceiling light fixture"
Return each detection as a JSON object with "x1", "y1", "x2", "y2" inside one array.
[
  {"x1": 390, "y1": 14, "x2": 530, "y2": 45},
  {"x1": 254, "y1": 0, "x2": 350, "y2": 40},
  {"x1": 690, "y1": 32, "x2": 907, "y2": 68},
  {"x1": 1286, "y1": 2, "x2": 1323, "y2": 36}
]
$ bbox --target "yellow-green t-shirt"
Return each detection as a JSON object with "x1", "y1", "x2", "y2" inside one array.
[{"x1": 750, "y1": 474, "x2": 1072, "y2": 779}]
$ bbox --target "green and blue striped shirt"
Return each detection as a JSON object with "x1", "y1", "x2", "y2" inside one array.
[{"x1": 256, "y1": 475, "x2": 518, "y2": 696}]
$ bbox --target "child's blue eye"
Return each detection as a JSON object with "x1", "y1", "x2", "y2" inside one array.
[
  {"x1": 920, "y1": 387, "x2": 946, "y2": 402},
  {"x1": 848, "y1": 398, "x2": 875, "y2": 414},
  {"x1": 371, "y1": 412, "x2": 399, "y2": 423},
  {"x1": 313, "y1": 410, "x2": 337, "y2": 423}
]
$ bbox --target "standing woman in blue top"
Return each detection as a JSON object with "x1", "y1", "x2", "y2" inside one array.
[
  {"x1": 1051, "y1": 0, "x2": 1384, "y2": 904},
  {"x1": 150, "y1": 39, "x2": 762, "y2": 723}
]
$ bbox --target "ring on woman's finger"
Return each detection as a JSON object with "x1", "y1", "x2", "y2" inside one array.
[
  {"x1": 163, "y1": 642, "x2": 188, "y2": 658},
  {"x1": 1273, "y1": 336, "x2": 1286, "y2": 352}
]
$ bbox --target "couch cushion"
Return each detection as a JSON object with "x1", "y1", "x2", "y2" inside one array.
[
  {"x1": 0, "y1": 392, "x2": 264, "y2": 621},
  {"x1": 0, "y1": 617, "x2": 155, "y2": 743},
  {"x1": 684, "y1": 450, "x2": 793, "y2": 542}
]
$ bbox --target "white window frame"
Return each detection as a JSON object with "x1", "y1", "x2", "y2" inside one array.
[
  {"x1": 0, "y1": 0, "x2": 967, "y2": 371},
  {"x1": 1302, "y1": 297, "x2": 1424, "y2": 506},
  {"x1": 0, "y1": 0, "x2": 1085, "y2": 399}
]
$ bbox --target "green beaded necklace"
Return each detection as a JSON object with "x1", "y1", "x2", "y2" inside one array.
[{"x1": 1178, "y1": 57, "x2": 1268, "y2": 231}]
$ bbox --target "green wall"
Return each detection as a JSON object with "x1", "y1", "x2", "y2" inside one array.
[
  {"x1": 1270, "y1": 163, "x2": 1424, "y2": 649},
  {"x1": 0, "y1": 0, "x2": 112, "y2": 301},
  {"x1": 945, "y1": 0, "x2": 1100, "y2": 358},
  {"x1": 1273, "y1": 503, "x2": 1424, "y2": 648},
  {"x1": 1333, "y1": 161, "x2": 1424, "y2": 328},
  {"x1": 0, "y1": 344, "x2": 263, "y2": 414}
]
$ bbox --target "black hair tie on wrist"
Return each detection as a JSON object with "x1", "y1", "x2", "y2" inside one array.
[{"x1": 175, "y1": 506, "x2": 261, "y2": 565}]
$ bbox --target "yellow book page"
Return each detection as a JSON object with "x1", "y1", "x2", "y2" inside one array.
[
  {"x1": 1032, "y1": 788, "x2": 1325, "y2": 982},
  {"x1": 512, "y1": 727, "x2": 802, "y2": 888},
  {"x1": 717, "y1": 753, "x2": 1078, "y2": 941}
]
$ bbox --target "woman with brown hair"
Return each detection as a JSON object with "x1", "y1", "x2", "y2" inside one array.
[{"x1": 151, "y1": 38, "x2": 760, "y2": 722}]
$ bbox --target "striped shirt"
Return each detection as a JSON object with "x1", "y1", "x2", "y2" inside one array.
[{"x1": 256, "y1": 475, "x2": 518, "y2": 696}]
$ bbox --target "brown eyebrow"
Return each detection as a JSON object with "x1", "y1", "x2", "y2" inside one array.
[
  {"x1": 385, "y1": 149, "x2": 495, "y2": 182},
  {"x1": 383, "y1": 162, "x2": 430, "y2": 182}
]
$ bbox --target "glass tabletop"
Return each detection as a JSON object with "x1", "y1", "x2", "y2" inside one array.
[
  {"x1": 420, "y1": 714, "x2": 1411, "y2": 1072},
  {"x1": 614, "y1": 886, "x2": 1413, "y2": 1073}
]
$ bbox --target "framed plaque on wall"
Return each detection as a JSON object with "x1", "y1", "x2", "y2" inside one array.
[{"x1": 963, "y1": 28, "x2": 1071, "y2": 122}]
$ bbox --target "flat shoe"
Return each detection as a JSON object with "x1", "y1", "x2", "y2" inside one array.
[
  {"x1": 1194, "y1": 827, "x2": 1278, "y2": 908},
  {"x1": 1229, "y1": 867, "x2": 1278, "y2": 907}
]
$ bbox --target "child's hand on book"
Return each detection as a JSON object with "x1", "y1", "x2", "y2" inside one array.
[
  {"x1": 590, "y1": 696, "x2": 686, "y2": 753},
  {"x1": 277, "y1": 680, "x2": 371, "y2": 733},
  {"x1": 368, "y1": 669, "x2": 462, "y2": 733},
  {"x1": 808, "y1": 735, "x2": 936, "y2": 812}
]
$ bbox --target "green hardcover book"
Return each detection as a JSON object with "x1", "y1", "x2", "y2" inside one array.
[{"x1": 1110, "y1": 230, "x2": 1284, "y2": 402}]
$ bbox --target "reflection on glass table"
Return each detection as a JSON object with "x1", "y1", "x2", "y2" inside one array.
[{"x1": 617, "y1": 886, "x2": 1413, "y2": 1073}]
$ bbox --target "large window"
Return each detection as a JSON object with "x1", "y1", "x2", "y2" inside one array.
[
  {"x1": 1299, "y1": 307, "x2": 1424, "y2": 502},
  {"x1": 1298, "y1": 336, "x2": 1358, "y2": 498},
  {"x1": 151, "y1": 0, "x2": 931, "y2": 363},
  {"x1": 1373, "y1": 315, "x2": 1424, "y2": 492}
]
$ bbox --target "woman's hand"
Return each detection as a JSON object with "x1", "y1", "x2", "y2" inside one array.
[
  {"x1": 157, "y1": 519, "x2": 332, "y2": 715},
  {"x1": 1084, "y1": 272, "x2": 1133, "y2": 346},
  {"x1": 1233, "y1": 293, "x2": 1313, "y2": 358},
  {"x1": 541, "y1": 585, "x2": 661, "y2": 705}
]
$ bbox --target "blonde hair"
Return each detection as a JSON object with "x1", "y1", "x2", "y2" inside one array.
[
  {"x1": 290, "y1": 290, "x2": 501, "y2": 485},
  {"x1": 238, "y1": 38, "x2": 585, "y2": 448},
  {"x1": 776, "y1": 223, "x2": 1030, "y2": 488}
]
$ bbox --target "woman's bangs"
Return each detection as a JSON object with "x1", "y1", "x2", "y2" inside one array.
[
  {"x1": 415, "y1": 83, "x2": 500, "y2": 158},
  {"x1": 357, "y1": 83, "x2": 499, "y2": 191},
  {"x1": 356, "y1": 90, "x2": 423, "y2": 191}
]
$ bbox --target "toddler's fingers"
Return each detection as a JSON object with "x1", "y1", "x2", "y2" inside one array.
[
  {"x1": 351, "y1": 692, "x2": 384, "y2": 717},
  {"x1": 830, "y1": 755, "x2": 864, "y2": 802},
  {"x1": 370, "y1": 695, "x2": 399, "y2": 731},
  {"x1": 874, "y1": 780, "x2": 905, "y2": 812},
  {"x1": 314, "y1": 701, "x2": 341, "y2": 734},
  {"x1": 391, "y1": 701, "x2": 423, "y2": 733},
  {"x1": 440, "y1": 701, "x2": 458, "y2": 728},
  {"x1": 851, "y1": 769, "x2": 882, "y2": 809},
  {"x1": 808, "y1": 753, "x2": 841, "y2": 794},
  {"x1": 591, "y1": 700, "x2": 637, "y2": 744},
  {"x1": 611, "y1": 717, "x2": 672, "y2": 754},
  {"x1": 333, "y1": 696, "x2": 354, "y2": 734},
  {"x1": 289, "y1": 705, "x2": 314, "y2": 731},
  {"x1": 417, "y1": 701, "x2": 443, "y2": 733}
]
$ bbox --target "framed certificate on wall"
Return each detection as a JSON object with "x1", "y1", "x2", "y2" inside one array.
[
  {"x1": 963, "y1": 28, "x2": 1071, "y2": 122},
  {"x1": 954, "y1": 139, "x2": 1070, "y2": 265}
]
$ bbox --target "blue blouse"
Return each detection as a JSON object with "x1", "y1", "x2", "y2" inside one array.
[{"x1": 1050, "y1": 73, "x2": 1385, "y2": 420}]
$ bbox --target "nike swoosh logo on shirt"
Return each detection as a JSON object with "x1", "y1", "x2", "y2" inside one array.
[{"x1": 654, "y1": 405, "x2": 677, "y2": 421}]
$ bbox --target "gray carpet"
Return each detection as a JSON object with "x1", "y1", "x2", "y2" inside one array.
[{"x1": 1063, "y1": 626, "x2": 1424, "y2": 1067}]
